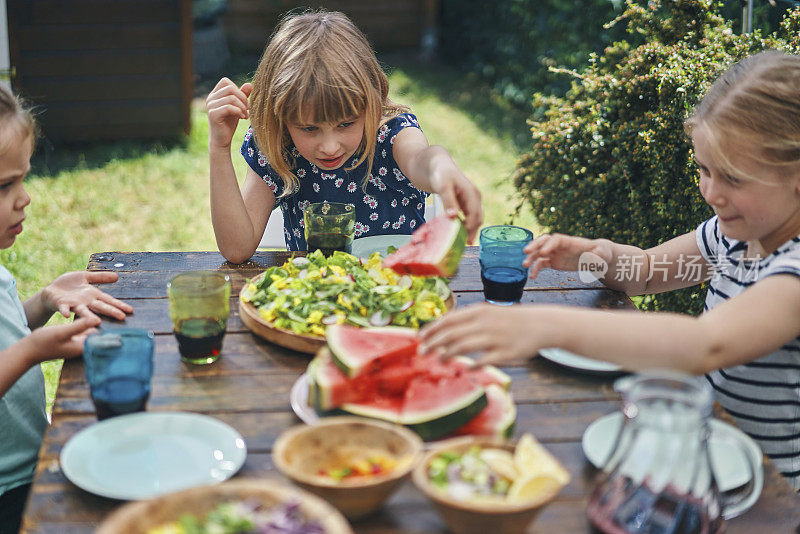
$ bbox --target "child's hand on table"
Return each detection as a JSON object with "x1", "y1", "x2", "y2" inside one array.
[{"x1": 42, "y1": 271, "x2": 133, "y2": 321}]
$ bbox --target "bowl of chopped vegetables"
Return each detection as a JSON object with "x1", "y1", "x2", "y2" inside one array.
[
  {"x1": 272, "y1": 416, "x2": 423, "y2": 519},
  {"x1": 411, "y1": 434, "x2": 570, "y2": 534},
  {"x1": 239, "y1": 250, "x2": 454, "y2": 354},
  {"x1": 96, "y1": 478, "x2": 353, "y2": 534}
]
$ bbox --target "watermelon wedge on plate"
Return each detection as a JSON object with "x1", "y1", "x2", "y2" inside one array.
[
  {"x1": 382, "y1": 214, "x2": 467, "y2": 277},
  {"x1": 326, "y1": 324, "x2": 419, "y2": 378},
  {"x1": 453, "y1": 384, "x2": 517, "y2": 438}
]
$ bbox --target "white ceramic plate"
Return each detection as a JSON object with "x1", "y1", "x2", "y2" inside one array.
[
  {"x1": 61, "y1": 412, "x2": 247, "y2": 500},
  {"x1": 582, "y1": 411, "x2": 763, "y2": 518},
  {"x1": 290, "y1": 373, "x2": 319, "y2": 425},
  {"x1": 351, "y1": 234, "x2": 411, "y2": 259},
  {"x1": 539, "y1": 347, "x2": 622, "y2": 374}
]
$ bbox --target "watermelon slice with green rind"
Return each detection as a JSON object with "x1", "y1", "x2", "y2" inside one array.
[
  {"x1": 453, "y1": 384, "x2": 517, "y2": 439},
  {"x1": 326, "y1": 324, "x2": 418, "y2": 378},
  {"x1": 400, "y1": 374, "x2": 487, "y2": 441},
  {"x1": 382, "y1": 215, "x2": 467, "y2": 277}
]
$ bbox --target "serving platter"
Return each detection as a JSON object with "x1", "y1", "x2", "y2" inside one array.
[{"x1": 239, "y1": 270, "x2": 455, "y2": 354}]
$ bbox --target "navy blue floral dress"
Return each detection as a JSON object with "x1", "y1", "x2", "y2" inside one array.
[{"x1": 240, "y1": 113, "x2": 429, "y2": 251}]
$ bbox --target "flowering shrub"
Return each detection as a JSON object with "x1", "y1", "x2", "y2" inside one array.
[{"x1": 514, "y1": 0, "x2": 800, "y2": 313}]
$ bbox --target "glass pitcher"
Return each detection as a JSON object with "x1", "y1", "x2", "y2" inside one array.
[{"x1": 587, "y1": 371, "x2": 758, "y2": 534}]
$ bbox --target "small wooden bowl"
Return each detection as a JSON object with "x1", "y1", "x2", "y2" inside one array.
[
  {"x1": 96, "y1": 478, "x2": 353, "y2": 534},
  {"x1": 272, "y1": 416, "x2": 423, "y2": 519},
  {"x1": 412, "y1": 436, "x2": 563, "y2": 534}
]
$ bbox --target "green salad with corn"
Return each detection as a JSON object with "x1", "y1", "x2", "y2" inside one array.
[{"x1": 241, "y1": 250, "x2": 451, "y2": 337}]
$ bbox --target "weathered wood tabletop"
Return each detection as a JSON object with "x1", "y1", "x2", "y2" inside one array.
[{"x1": 21, "y1": 247, "x2": 800, "y2": 532}]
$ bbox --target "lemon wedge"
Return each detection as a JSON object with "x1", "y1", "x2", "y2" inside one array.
[
  {"x1": 507, "y1": 472, "x2": 564, "y2": 502},
  {"x1": 514, "y1": 433, "x2": 571, "y2": 485},
  {"x1": 478, "y1": 448, "x2": 518, "y2": 481}
]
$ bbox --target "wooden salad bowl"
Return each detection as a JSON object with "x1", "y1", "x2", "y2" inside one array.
[
  {"x1": 239, "y1": 271, "x2": 455, "y2": 354},
  {"x1": 96, "y1": 478, "x2": 353, "y2": 534},
  {"x1": 273, "y1": 417, "x2": 423, "y2": 519}
]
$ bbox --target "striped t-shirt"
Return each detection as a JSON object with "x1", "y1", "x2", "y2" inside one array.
[{"x1": 696, "y1": 216, "x2": 800, "y2": 490}]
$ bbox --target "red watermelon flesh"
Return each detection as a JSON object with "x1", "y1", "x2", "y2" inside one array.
[
  {"x1": 307, "y1": 349, "x2": 371, "y2": 411},
  {"x1": 326, "y1": 324, "x2": 419, "y2": 378},
  {"x1": 413, "y1": 353, "x2": 512, "y2": 390},
  {"x1": 339, "y1": 392, "x2": 405, "y2": 424},
  {"x1": 382, "y1": 214, "x2": 467, "y2": 277},
  {"x1": 452, "y1": 384, "x2": 517, "y2": 438},
  {"x1": 400, "y1": 373, "x2": 488, "y2": 441}
]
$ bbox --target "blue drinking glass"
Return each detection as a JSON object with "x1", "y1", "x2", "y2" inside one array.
[
  {"x1": 479, "y1": 225, "x2": 534, "y2": 305},
  {"x1": 84, "y1": 328, "x2": 155, "y2": 420}
]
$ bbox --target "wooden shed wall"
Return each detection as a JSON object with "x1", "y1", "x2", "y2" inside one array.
[
  {"x1": 7, "y1": 0, "x2": 192, "y2": 142},
  {"x1": 224, "y1": 0, "x2": 430, "y2": 53}
]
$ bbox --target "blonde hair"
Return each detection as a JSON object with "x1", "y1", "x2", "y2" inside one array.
[
  {"x1": 685, "y1": 50, "x2": 800, "y2": 182},
  {"x1": 249, "y1": 10, "x2": 409, "y2": 196},
  {"x1": 0, "y1": 85, "x2": 36, "y2": 156}
]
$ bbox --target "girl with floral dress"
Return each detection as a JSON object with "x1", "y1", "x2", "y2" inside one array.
[{"x1": 205, "y1": 10, "x2": 483, "y2": 263}]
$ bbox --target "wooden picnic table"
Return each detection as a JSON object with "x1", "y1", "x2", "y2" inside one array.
[{"x1": 21, "y1": 247, "x2": 800, "y2": 533}]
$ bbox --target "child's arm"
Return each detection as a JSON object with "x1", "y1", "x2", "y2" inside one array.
[
  {"x1": 0, "y1": 317, "x2": 98, "y2": 397},
  {"x1": 23, "y1": 271, "x2": 133, "y2": 329},
  {"x1": 420, "y1": 273, "x2": 800, "y2": 374},
  {"x1": 207, "y1": 78, "x2": 274, "y2": 263},
  {"x1": 392, "y1": 128, "x2": 483, "y2": 243},
  {"x1": 525, "y1": 231, "x2": 712, "y2": 296}
]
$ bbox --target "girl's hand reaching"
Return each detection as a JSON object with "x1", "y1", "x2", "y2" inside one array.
[
  {"x1": 419, "y1": 304, "x2": 544, "y2": 365},
  {"x1": 206, "y1": 77, "x2": 253, "y2": 150},
  {"x1": 428, "y1": 157, "x2": 483, "y2": 243},
  {"x1": 524, "y1": 233, "x2": 613, "y2": 279}
]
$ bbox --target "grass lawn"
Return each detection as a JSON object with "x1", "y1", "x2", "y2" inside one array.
[{"x1": 3, "y1": 59, "x2": 541, "y2": 411}]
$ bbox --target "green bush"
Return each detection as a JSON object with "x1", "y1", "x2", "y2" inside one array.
[
  {"x1": 439, "y1": 0, "x2": 628, "y2": 105},
  {"x1": 438, "y1": 1, "x2": 795, "y2": 107},
  {"x1": 514, "y1": 0, "x2": 800, "y2": 314}
]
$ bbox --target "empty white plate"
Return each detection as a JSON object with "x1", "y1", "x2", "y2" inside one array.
[
  {"x1": 351, "y1": 234, "x2": 411, "y2": 259},
  {"x1": 61, "y1": 412, "x2": 247, "y2": 500},
  {"x1": 582, "y1": 411, "x2": 763, "y2": 518},
  {"x1": 539, "y1": 347, "x2": 622, "y2": 374}
]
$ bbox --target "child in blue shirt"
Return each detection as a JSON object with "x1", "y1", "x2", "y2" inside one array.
[
  {"x1": 205, "y1": 10, "x2": 483, "y2": 262},
  {"x1": 0, "y1": 87, "x2": 132, "y2": 533}
]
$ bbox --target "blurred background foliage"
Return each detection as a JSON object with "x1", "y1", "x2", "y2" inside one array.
[{"x1": 505, "y1": 0, "x2": 800, "y2": 314}]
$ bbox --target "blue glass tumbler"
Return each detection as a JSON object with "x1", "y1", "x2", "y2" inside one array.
[
  {"x1": 84, "y1": 328, "x2": 154, "y2": 420},
  {"x1": 479, "y1": 225, "x2": 534, "y2": 305}
]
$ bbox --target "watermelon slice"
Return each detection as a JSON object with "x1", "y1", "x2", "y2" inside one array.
[
  {"x1": 400, "y1": 374, "x2": 487, "y2": 441},
  {"x1": 307, "y1": 349, "x2": 372, "y2": 411},
  {"x1": 453, "y1": 384, "x2": 517, "y2": 438},
  {"x1": 382, "y1": 214, "x2": 467, "y2": 277},
  {"x1": 415, "y1": 353, "x2": 512, "y2": 390},
  {"x1": 326, "y1": 324, "x2": 419, "y2": 378},
  {"x1": 339, "y1": 394, "x2": 405, "y2": 424}
]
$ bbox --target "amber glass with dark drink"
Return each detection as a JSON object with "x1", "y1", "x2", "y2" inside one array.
[
  {"x1": 306, "y1": 232, "x2": 353, "y2": 256},
  {"x1": 304, "y1": 202, "x2": 355, "y2": 257},
  {"x1": 167, "y1": 271, "x2": 230, "y2": 364}
]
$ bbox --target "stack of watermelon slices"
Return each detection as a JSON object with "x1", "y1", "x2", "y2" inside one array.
[{"x1": 307, "y1": 324, "x2": 516, "y2": 441}]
